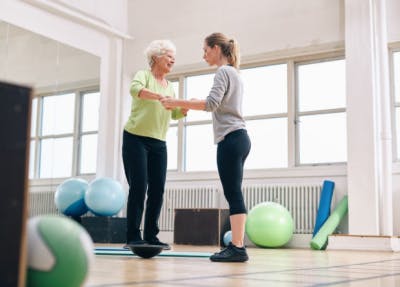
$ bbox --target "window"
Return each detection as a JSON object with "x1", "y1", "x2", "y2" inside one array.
[
  {"x1": 296, "y1": 59, "x2": 347, "y2": 164},
  {"x1": 29, "y1": 88, "x2": 100, "y2": 179},
  {"x1": 394, "y1": 51, "x2": 400, "y2": 160},
  {"x1": 166, "y1": 81, "x2": 180, "y2": 171},
  {"x1": 79, "y1": 91, "x2": 100, "y2": 174},
  {"x1": 167, "y1": 55, "x2": 346, "y2": 172},
  {"x1": 184, "y1": 74, "x2": 215, "y2": 171},
  {"x1": 242, "y1": 64, "x2": 288, "y2": 169}
]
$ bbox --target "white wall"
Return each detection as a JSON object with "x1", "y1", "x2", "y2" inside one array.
[
  {"x1": 387, "y1": 0, "x2": 400, "y2": 42},
  {"x1": 125, "y1": 0, "x2": 344, "y2": 73},
  {"x1": 46, "y1": 0, "x2": 128, "y2": 34}
]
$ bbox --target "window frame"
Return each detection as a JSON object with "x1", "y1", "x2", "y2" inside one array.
[
  {"x1": 29, "y1": 86, "x2": 99, "y2": 180},
  {"x1": 294, "y1": 56, "x2": 347, "y2": 166},
  {"x1": 390, "y1": 45, "x2": 400, "y2": 162}
]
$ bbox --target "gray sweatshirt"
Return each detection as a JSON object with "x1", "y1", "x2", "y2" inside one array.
[{"x1": 205, "y1": 65, "x2": 246, "y2": 143}]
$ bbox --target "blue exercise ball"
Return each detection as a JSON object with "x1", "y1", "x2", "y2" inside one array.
[
  {"x1": 54, "y1": 178, "x2": 89, "y2": 217},
  {"x1": 223, "y1": 230, "x2": 232, "y2": 246},
  {"x1": 84, "y1": 177, "x2": 126, "y2": 216}
]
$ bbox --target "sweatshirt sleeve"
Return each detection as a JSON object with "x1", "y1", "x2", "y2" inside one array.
[
  {"x1": 130, "y1": 70, "x2": 147, "y2": 98},
  {"x1": 205, "y1": 68, "x2": 228, "y2": 112}
]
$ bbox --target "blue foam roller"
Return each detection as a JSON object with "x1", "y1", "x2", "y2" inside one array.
[{"x1": 312, "y1": 180, "x2": 335, "y2": 237}]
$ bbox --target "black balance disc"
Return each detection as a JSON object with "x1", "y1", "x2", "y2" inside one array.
[{"x1": 128, "y1": 244, "x2": 163, "y2": 259}]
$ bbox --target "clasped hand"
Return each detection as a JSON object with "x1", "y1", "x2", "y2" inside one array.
[
  {"x1": 159, "y1": 97, "x2": 176, "y2": 109},
  {"x1": 159, "y1": 97, "x2": 188, "y2": 115}
]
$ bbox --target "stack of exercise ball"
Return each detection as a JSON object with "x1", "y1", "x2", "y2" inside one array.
[
  {"x1": 54, "y1": 178, "x2": 89, "y2": 217},
  {"x1": 26, "y1": 215, "x2": 94, "y2": 287},
  {"x1": 54, "y1": 177, "x2": 126, "y2": 217},
  {"x1": 245, "y1": 201, "x2": 294, "y2": 248},
  {"x1": 85, "y1": 177, "x2": 126, "y2": 216}
]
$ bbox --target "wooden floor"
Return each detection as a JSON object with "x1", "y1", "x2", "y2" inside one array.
[{"x1": 87, "y1": 244, "x2": 400, "y2": 287}]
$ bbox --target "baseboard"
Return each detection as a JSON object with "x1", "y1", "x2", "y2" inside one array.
[{"x1": 327, "y1": 234, "x2": 400, "y2": 251}]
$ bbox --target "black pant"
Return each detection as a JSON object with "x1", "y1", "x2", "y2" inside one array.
[
  {"x1": 122, "y1": 131, "x2": 167, "y2": 242},
  {"x1": 217, "y1": 129, "x2": 251, "y2": 215}
]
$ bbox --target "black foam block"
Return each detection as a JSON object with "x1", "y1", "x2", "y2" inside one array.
[{"x1": 174, "y1": 208, "x2": 230, "y2": 246}]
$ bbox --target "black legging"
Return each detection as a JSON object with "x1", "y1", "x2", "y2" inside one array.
[
  {"x1": 122, "y1": 131, "x2": 167, "y2": 243},
  {"x1": 217, "y1": 129, "x2": 251, "y2": 215}
]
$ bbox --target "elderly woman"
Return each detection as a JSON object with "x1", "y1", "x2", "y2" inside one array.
[{"x1": 122, "y1": 40, "x2": 185, "y2": 250}]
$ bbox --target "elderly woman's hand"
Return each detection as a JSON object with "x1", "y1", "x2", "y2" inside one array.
[
  {"x1": 160, "y1": 97, "x2": 177, "y2": 109},
  {"x1": 181, "y1": 108, "x2": 189, "y2": 116}
]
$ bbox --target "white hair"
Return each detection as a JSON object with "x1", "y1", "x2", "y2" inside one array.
[{"x1": 144, "y1": 40, "x2": 176, "y2": 67}]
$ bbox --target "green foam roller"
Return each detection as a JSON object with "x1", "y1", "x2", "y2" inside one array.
[{"x1": 310, "y1": 195, "x2": 348, "y2": 250}]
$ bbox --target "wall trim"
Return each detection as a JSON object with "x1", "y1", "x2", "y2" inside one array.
[{"x1": 21, "y1": 0, "x2": 132, "y2": 39}]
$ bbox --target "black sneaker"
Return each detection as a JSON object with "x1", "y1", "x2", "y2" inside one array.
[
  {"x1": 210, "y1": 242, "x2": 249, "y2": 262},
  {"x1": 146, "y1": 239, "x2": 171, "y2": 250},
  {"x1": 123, "y1": 239, "x2": 147, "y2": 249}
]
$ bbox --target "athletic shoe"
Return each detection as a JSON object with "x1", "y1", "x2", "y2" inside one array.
[{"x1": 210, "y1": 242, "x2": 249, "y2": 262}]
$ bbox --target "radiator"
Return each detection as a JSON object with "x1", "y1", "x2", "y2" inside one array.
[
  {"x1": 27, "y1": 186, "x2": 219, "y2": 232},
  {"x1": 29, "y1": 191, "x2": 60, "y2": 217},
  {"x1": 159, "y1": 186, "x2": 219, "y2": 231},
  {"x1": 242, "y1": 184, "x2": 321, "y2": 234},
  {"x1": 28, "y1": 184, "x2": 321, "y2": 234}
]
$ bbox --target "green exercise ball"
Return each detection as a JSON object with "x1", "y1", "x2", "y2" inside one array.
[
  {"x1": 26, "y1": 215, "x2": 94, "y2": 287},
  {"x1": 245, "y1": 201, "x2": 294, "y2": 248}
]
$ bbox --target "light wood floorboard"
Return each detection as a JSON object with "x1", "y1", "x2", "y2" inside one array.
[{"x1": 87, "y1": 244, "x2": 400, "y2": 287}]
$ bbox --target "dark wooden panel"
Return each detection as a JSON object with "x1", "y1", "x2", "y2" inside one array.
[
  {"x1": 174, "y1": 209, "x2": 230, "y2": 246},
  {"x1": 81, "y1": 217, "x2": 127, "y2": 243},
  {"x1": 0, "y1": 81, "x2": 32, "y2": 287}
]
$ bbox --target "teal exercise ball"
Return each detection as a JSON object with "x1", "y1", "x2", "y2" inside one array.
[
  {"x1": 85, "y1": 177, "x2": 126, "y2": 216},
  {"x1": 26, "y1": 215, "x2": 94, "y2": 287},
  {"x1": 245, "y1": 202, "x2": 294, "y2": 248},
  {"x1": 55, "y1": 178, "x2": 89, "y2": 216},
  {"x1": 223, "y1": 230, "x2": 232, "y2": 246}
]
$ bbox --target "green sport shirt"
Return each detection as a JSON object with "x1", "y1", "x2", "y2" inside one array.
[{"x1": 124, "y1": 69, "x2": 184, "y2": 141}]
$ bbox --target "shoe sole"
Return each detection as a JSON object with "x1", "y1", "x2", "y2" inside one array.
[{"x1": 209, "y1": 257, "x2": 249, "y2": 262}]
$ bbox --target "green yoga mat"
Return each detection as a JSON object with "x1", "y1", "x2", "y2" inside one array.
[
  {"x1": 310, "y1": 195, "x2": 348, "y2": 250},
  {"x1": 94, "y1": 247, "x2": 212, "y2": 258}
]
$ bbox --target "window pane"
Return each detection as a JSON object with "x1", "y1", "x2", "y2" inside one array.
[
  {"x1": 29, "y1": 140, "x2": 35, "y2": 179},
  {"x1": 40, "y1": 137, "x2": 73, "y2": 178},
  {"x1": 79, "y1": 134, "x2": 97, "y2": 174},
  {"x1": 299, "y1": 113, "x2": 347, "y2": 164},
  {"x1": 298, "y1": 59, "x2": 346, "y2": 112},
  {"x1": 242, "y1": 64, "x2": 287, "y2": 116},
  {"x1": 185, "y1": 74, "x2": 213, "y2": 122},
  {"x1": 185, "y1": 124, "x2": 216, "y2": 171},
  {"x1": 246, "y1": 118, "x2": 288, "y2": 169},
  {"x1": 396, "y1": 107, "x2": 400, "y2": 160},
  {"x1": 41, "y1": 93, "x2": 75, "y2": 135},
  {"x1": 166, "y1": 126, "x2": 178, "y2": 170},
  {"x1": 31, "y1": 98, "x2": 37, "y2": 137},
  {"x1": 394, "y1": 52, "x2": 400, "y2": 103},
  {"x1": 81, "y1": 92, "x2": 100, "y2": 132},
  {"x1": 171, "y1": 81, "x2": 179, "y2": 98}
]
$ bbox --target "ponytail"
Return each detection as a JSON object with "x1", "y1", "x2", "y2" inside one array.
[{"x1": 205, "y1": 33, "x2": 240, "y2": 69}]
